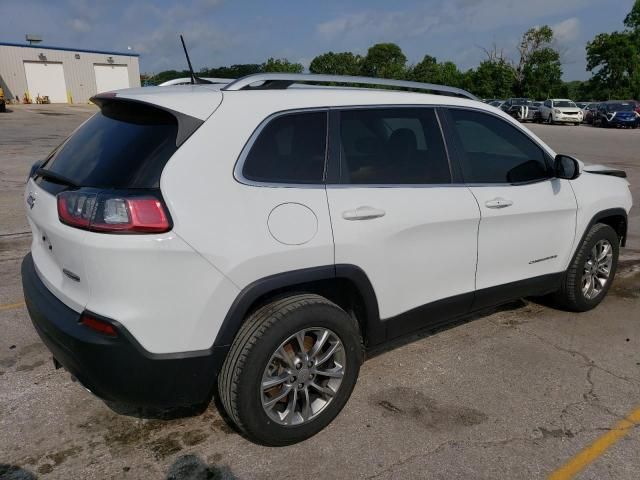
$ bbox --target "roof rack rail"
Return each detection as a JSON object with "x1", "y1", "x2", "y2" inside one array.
[{"x1": 221, "y1": 73, "x2": 478, "y2": 100}]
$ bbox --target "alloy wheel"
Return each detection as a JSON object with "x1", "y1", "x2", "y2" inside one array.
[
  {"x1": 261, "y1": 327, "x2": 346, "y2": 426},
  {"x1": 582, "y1": 239, "x2": 613, "y2": 300}
]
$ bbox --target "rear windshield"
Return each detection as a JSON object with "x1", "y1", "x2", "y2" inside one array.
[{"x1": 41, "y1": 101, "x2": 178, "y2": 188}]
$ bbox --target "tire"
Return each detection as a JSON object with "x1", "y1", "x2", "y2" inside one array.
[
  {"x1": 218, "y1": 293, "x2": 363, "y2": 446},
  {"x1": 552, "y1": 223, "x2": 619, "y2": 312}
]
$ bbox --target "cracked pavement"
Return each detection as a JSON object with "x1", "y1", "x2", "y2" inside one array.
[{"x1": 1, "y1": 106, "x2": 639, "y2": 479}]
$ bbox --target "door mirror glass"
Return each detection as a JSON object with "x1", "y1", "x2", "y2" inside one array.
[{"x1": 554, "y1": 154, "x2": 580, "y2": 180}]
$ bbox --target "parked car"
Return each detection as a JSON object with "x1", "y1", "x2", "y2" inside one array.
[
  {"x1": 21, "y1": 73, "x2": 632, "y2": 446},
  {"x1": 488, "y1": 100, "x2": 505, "y2": 108},
  {"x1": 585, "y1": 103, "x2": 600, "y2": 124},
  {"x1": 594, "y1": 101, "x2": 640, "y2": 128},
  {"x1": 500, "y1": 98, "x2": 537, "y2": 122},
  {"x1": 576, "y1": 102, "x2": 593, "y2": 122},
  {"x1": 538, "y1": 99, "x2": 583, "y2": 125}
]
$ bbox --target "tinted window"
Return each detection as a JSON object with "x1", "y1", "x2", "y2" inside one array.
[
  {"x1": 243, "y1": 112, "x2": 327, "y2": 184},
  {"x1": 42, "y1": 101, "x2": 178, "y2": 188},
  {"x1": 339, "y1": 108, "x2": 450, "y2": 184},
  {"x1": 448, "y1": 109, "x2": 550, "y2": 184}
]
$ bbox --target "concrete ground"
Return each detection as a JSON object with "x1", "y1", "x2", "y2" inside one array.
[{"x1": 0, "y1": 105, "x2": 638, "y2": 479}]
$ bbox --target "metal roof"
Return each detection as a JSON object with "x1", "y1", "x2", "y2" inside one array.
[{"x1": 0, "y1": 41, "x2": 139, "y2": 57}]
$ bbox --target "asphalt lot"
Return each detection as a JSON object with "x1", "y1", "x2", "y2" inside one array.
[{"x1": 1, "y1": 105, "x2": 639, "y2": 480}]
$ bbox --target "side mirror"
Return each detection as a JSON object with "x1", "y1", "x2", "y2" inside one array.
[{"x1": 554, "y1": 154, "x2": 580, "y2": 180}]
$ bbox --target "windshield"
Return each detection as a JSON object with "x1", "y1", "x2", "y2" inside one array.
[
  {"x1": 554, "y1": 101, "x2": 576, "y2": 108},
  {"x1": 606, "y1": 103, "x2": 635, "y2": 112},
  {"x1": 511, "y1": 99, "x2": 530, "y2": 106},
  {"x1": 576, "y1": 102, "x2": 588, "y2": 109}
]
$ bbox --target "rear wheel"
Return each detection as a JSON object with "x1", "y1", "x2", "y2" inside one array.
[
  {"x1": 218, "y1": 294, "x2": 363, "y2": 446},
  {"x1": 552, "y1": 224, "x2": 619, "y2": 311}
]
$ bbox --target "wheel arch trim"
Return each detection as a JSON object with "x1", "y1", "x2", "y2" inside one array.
[
  {"x1": 213, "y1": 264, "x2": 382, "y2": 348},
  {"x1": 571, "y1": 208, "x2": 628, "y2": 267}
]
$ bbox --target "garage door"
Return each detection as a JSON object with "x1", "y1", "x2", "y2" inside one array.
[
  {"x1": 94, "y1": 64, "x2": 130, "y2": 94},
  {"x1": 24, "y1": 62, "x2": 67, "y2": 103}
]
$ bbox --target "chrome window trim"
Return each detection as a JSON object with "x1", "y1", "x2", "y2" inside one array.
[
  {"x1": 233, "y1": 107, "x2": 330, "y2": 189},
  {"x1": 233, "y1": 103, "x2": 556, "y2": 189}
]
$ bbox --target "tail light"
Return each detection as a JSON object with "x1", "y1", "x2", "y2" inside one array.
[
  {"x1": 80, "y1": 312, "x2": 118, "y2": 337},
  {"x1": 57, "y1": 189, "x2": 171, "y2": 234}
]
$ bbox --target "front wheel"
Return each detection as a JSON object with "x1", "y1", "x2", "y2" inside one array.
[
  {"x1": 218, "y1": 294, "x2": 363, "y2": 446},
  {"x1": 552, "y1": 223, "x2": 619, "y2": 312}
]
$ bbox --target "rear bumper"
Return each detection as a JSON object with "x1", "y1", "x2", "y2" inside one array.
[{"x1": 21, "y1": 253, "x2": 228, "y2": 408}]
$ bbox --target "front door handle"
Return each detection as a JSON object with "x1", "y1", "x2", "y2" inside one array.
[
  {"x1": 485, "y1": 198, "x2": 513, "y2": 209},
  {"x1": 342, "y1": 206, "x2": 386, "y2": 221}
]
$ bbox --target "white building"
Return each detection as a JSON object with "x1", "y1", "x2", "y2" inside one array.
[{"x1": 0, "y1": 42, "x2": 140, "y2": 104}]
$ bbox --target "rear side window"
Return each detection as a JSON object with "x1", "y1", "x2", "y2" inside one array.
[
  {"x1": 42, "y1": 101, "x2": 178, "y2": 188},
  {"x1": 447, "y1": 109, "x2": 550, "y2": 184},
  {"x1": 339, "y1": 108, "x2": 451, "y2": 184},
  {"x1": 242, "y1": 111, "x2": 327, "y2": 184}
]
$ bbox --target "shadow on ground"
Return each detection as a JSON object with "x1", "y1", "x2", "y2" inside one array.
[
  {"x1": 0, "y1": 464, "x2": 37, "y2": 480},
  {"x1": 165, "y1": 454, "x2": 238, "y2": 480}
]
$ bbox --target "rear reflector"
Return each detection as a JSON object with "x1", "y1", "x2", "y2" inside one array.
[
  {"x1": 57, "y1": 190, "x2": 170, "y2": 234},
  {"x1": 80, "y1": 313, "x2": 118, "y2": 337}
]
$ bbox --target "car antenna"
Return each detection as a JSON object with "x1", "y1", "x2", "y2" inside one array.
[{"x1": 180, "y1": 34, "x2": 202, "y2": 85}]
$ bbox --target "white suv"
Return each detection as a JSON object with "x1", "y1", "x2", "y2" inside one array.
[
  {"x1": 539, "y1": 99, "x2": 583, "y2": 125},
  {"x1": 21, "y1": 74, "x2": 632, "y2": 445}
]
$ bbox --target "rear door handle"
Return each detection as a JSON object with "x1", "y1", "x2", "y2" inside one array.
[
  {"x1": 342, "y1": 206, "x2": 386, "y2": 221},
  {"x1": 485, "y1": 198, "x2": 513, "y2": 209}
]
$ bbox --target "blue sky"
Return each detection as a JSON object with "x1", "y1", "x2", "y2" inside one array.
[{"x1": 1, "y1": 0, "x2": 636, "y2": 80}]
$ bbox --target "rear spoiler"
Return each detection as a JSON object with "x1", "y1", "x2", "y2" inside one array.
[{"x1": 91, "y1": 93, "x2": 203, "y2": 147}]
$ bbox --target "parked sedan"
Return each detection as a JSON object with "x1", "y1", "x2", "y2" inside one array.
[
  {"x1": 538, "y1": 99, "x2": 583, "y2": 125},
  {"x1": 594, "y1": 101, "x2": 640, "y2": 129}
]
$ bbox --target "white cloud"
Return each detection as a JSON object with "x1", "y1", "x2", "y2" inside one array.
[
  {"x1": 316, "y1": 10, "x2": 440, "y2": 43},
  {"x1": 552, "y1": 17, "x2": 581, "y2": 43},
  {"x1": 68, "y1": 18, "x2": 91, "y2": 33}
]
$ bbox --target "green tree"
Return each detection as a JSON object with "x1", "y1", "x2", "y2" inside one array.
[
  {"x1": 624, "y1": 0, "x2": 640, "y2": 30},
  {"x1": 513, "y1": 25, "x2": 561, "y2": 96},
  {"x1": 409, "y1": 55, "x2": 463, "y2": 87},
  {"x1": 262, "y1": 58, "x2": 304, "y2": 73},
  {"x1": 522, "y1": 48, "x2": 563, "y2": 99},
  {"x1": 585, "y1": 0, "x2": 640, "y2": 99},
  {"x1": 467, "y1": 59, "x2": 514, "y2": 99},
  {"x1": 309, "y1": 51, "x2": 362, "y2": 76},
  {"x1": 202, "y1": 64, "x2": 263, "y2": 78},
  {"x1": 586, "y1": 32, "x2": 639, "y2": 99},
  {"x1": 360, "y1": 43, "x2": 407, "y2": 79}
]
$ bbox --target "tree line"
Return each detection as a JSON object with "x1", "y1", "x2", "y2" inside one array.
[{"x1": 145, "y1": 1, "x2": 640, "y2": 101}]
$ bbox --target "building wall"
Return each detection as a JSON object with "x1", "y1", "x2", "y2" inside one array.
[{"x1": 0, "y1": 44, "x2": 140, "y2": 104}]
